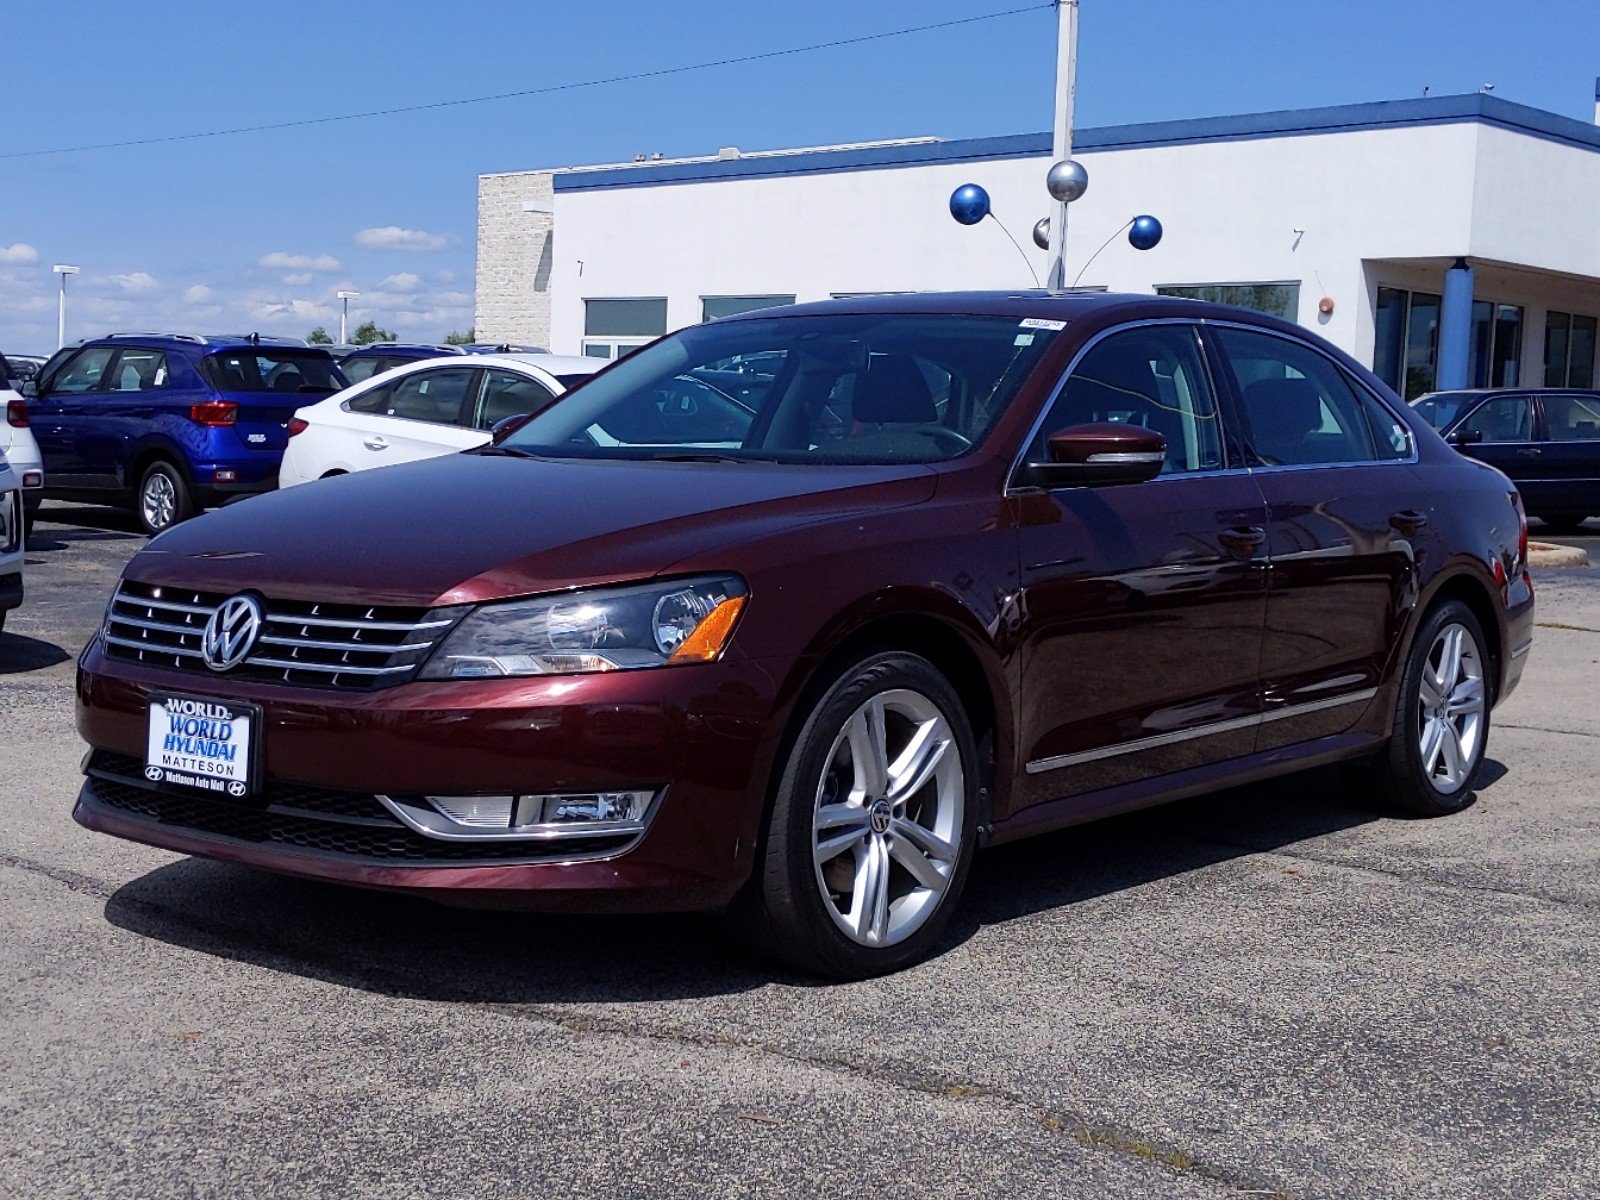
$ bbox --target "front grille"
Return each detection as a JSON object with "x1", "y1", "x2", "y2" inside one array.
[
  {"x1": 84, "y1": 751, "x2": 627, "y2": 864},
  {"x1": 102, "y1": 580, "x2": 465, "y2": 690}
]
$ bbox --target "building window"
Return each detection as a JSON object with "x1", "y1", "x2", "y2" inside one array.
[
  {"x1": 1155, "y1": 282, "x2": 1300, "y2": 321},
  {"x1": 1545, "y1": 311, "x2": 1598, "y2": 388},
  {"x1": 1469, "y1": 301, "x2": 1523, "y2": 388},
  {"x1": 583, "y1": 297, "x2": 667, "y2": 360},
  {"x1": 1373, "y1": 287, "x2": 1408, "y2": 396},
  {"x1": 701, "y1": 295, "x2": 796, "y2": 322},
  {"x1": 1403, "y1": 292, "x2": 1441, "y2": 400}
]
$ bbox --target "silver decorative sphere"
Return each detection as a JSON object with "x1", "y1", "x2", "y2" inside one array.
[
  {"x1": 1046, "y1": 159, "x2": 1089, "y2": 203},
  {"x1": 1032, "y1": 218, "x2": 1051, "y2": 250}
]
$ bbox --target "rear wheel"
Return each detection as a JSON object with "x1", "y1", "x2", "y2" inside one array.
[
  {"x1": 136, "y1": 460, "x2": 194, "y2": 536},
  {"x1": 740, "y1": 652, "x2": 979, "y2": 979},
  {"x1": 1363, "y1": 599, "x2": 1491, "y2": 817}
]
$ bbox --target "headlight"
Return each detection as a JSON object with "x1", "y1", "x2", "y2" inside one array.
[{"x1": 418, "y1": 575, "x2": 747, "y2": 680}]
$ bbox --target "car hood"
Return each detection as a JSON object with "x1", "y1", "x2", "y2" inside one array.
[{"x1": 127, "y1": 453, "x2": 939, "y2": 606}]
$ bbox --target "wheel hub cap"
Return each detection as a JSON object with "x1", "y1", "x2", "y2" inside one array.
[
  {"x1": 810, "y1": 688, "x2": 965, "y2": 949},
  {"x1": 1417, "y1": 621, "x2": 1486, "y2": 796}
]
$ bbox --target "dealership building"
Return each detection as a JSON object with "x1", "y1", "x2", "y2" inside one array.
[{"x1": 476, "y1": 90, "x2": 1600, "y2": 399}]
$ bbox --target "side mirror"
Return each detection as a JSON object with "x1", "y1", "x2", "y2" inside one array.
[
  {"x1": 1448, "y1": 428, "x2": 1484, "y2": 446},
  {"x1": 490, "y1": 413, "x2": 532, "y2": 442},
  {"x1": 1023, "y1": 422, "x2": 1167, "y2": 488},
  {"x1": 20, "y1": 379, "x2": 37, "y2": 398}
]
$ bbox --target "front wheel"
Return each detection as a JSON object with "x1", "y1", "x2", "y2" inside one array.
[
  {"x1": 1364, "y1": 600, "x2": 1491, "y2": 817},
  {"x1": 136, "y1": 461, "x2": 194, "y2": 536},
  {"x1": 741, "y1": 652, "x2": 979, "y2": 979}
]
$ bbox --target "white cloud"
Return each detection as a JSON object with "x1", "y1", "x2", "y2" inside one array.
[
  {"x1": 102, "y1": 271, "x2": 159, "y2": 294},
  {"x1": 355, "y1": 225, "x2": 450, "y2": 251},
  {"x1": 281, "y1": 272, "x2": 312, "y2": 286},
  {"x1": 258, "y1": 251, "x2": 342, "y2": 272},
  {"x1": 0, "y1": 243, "x2": 39, "y2": 265},
  {"x1": 182, "y1": 284, "x2": 214, "y2": 303},
  {"x1": 377, "y1": 272, "x2": 424, "y2": 292},
  {"x1": 432, "y1": 269, "x2": 458, "y2": 284}
]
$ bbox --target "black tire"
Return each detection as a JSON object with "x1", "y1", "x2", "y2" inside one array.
[
  {"x1": 1362, "y1": 599, "x2": 1492, "y2": 817},
  {"x1": 738, "y1": 651, "x2": 980, "y2": 980},
  {"x1": 1537, "y1": 514, "x2": 1590, "y2": 533},
  {"x1": 135, "y1": 460, "x2": 194, "y2": 537}
]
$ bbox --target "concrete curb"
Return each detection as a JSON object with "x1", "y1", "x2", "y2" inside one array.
[{"x1": 1528, "y1": 541, "x2": 1591, "y2": 568}]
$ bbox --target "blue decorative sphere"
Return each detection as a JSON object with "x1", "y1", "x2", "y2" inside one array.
[
  {"x1": 949, "y1": 183, "x2": 991, "y2": 226},
  {"x1": 1129, "y1": 215, "x2": 1163, "y2": 251}
]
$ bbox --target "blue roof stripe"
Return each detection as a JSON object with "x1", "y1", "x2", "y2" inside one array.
[{"x1": 552, "y1": 94, "x2": 1600, "y2": 193}]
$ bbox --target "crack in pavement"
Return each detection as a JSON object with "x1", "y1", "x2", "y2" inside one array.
[
  {"x1": 1499, "y1": 722, "x2": 1599, "y2": 740},
  {"x1": 0, "y1": 851, "x2": 1296, "y2": 1200},
  {"x1": 1186, "y1": 839, "x2": 1600, "y2": 916}
]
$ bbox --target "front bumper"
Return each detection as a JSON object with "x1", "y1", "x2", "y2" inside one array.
[{"x1": 74, "y1": 639, "x2": 790, "y2": 910}]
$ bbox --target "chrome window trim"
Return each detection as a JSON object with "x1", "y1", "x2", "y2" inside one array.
[
  {"x1": 1005, "y1": 317, "x2": 1234, "y2": 494},
  {"x1": 1024, "y1": 688, "x2": 1379, "y2": 774},
  {"x1": 1200, "y1": 318, "x2": 1421, "y2": 470},
  {"x1": 339, "y1": 364, "x2": 485, "y2": 427}
]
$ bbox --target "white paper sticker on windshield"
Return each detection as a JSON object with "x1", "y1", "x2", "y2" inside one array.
[
  {"x1": 1019, "y1": 318, "x2": 1066, "y2": 331},
  {"x1": 1014, "y1": 333, "x2": 1036, "y2": 346}
]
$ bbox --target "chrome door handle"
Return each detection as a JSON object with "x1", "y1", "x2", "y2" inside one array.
[
  {"x1": 1515, "y1": 447, "x2": 1542, "y2": 456},
  {"x1": 363, "y1": 437, "x2": 388, "y2": 450},
  {"x1": 1217, "y1": 525, "x2": 1266, "y2": 556}
]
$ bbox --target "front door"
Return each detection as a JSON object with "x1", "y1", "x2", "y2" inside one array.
[
  {"x1": 1207, "y1": 324, "x2": 1423, "y2": 751},
  {"x1": 1447, "y1": 393, "x2": 1549, "y2": 513},
  {"x1": 34, "y1": 345, "x2": 117, "y2": 483},
  {"x1": 1012, "y1": 322, "x2": 1268, "y2": 815}
]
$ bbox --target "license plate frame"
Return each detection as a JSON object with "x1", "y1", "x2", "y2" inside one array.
[{"x1": 144, "y1": 692, "x2": 263, "y2": 801}]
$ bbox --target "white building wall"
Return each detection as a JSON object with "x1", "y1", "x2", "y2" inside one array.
[
  {"x1": 476, "y1": 169, "x2": 555, "y2": 345},
  {"x1": 549, "y1": 123, "x2": 1486, "y2": 362}
]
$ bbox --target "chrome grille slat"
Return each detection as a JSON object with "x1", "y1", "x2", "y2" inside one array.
[{"x1": 103, "y1": 582, "x2": 462, "y2": 690}]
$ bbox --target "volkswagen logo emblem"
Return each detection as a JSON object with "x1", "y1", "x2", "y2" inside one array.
[{"x1": 202, "y1": 594, "x2": 264, "y2": 672}]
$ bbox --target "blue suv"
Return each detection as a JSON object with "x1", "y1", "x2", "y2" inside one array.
[{"x1": 26, "y1": 333, "x2": 346, "y2": 534}]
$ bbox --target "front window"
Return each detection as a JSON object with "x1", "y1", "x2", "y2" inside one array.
[
  {"x1": 500, "y1": 313, "x2": 1063, "y2": 464},
  {"x1": 1411, "y1": 393, "x2": 1479, "y2": 431},
  {"x1": 202, "y1": 351, "x2": 344, "y2": 394},
  {"x1": 1456, "y1": 397, "x2": 1533, "y2": 444}
]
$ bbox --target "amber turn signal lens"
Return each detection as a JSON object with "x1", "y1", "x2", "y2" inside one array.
[{"x1": 667, "y1": 595, "x2": 747, "y2": 664}]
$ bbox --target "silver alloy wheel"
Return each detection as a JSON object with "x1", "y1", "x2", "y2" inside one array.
[
  {"x1": 811, "y1": 688, "x2": 964, "y2": 948},
  {"x1": 141, "y1": 471, "x2": 176, "y2": 530},
  {"x1": 1417, "y1": 621, "x2": 1486, "y2": 795}
]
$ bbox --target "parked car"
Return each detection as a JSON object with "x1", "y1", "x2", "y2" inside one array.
[
  {"x1": 460, "y1": 342, "x2": 548, "y2": 355},
  {"x1": 279, "y1": 353, "x2": 602, "y2": 486},
  {"x1": 5, "y1": 353, "x2": 48, "y2": 383},
  {"x1": 1413, "y1": 388, "x2": 1600, "y2": 531},
  {"x1": 0, "y1": 355, "x2": 45, "y2": 523},
  {"x1": 335, "y1": 343, "x2": 469, "y2": 384},
  {"x1": 25, "y1": 333, "x2": 346, "y2": 535},
  {"x1": 0, "y1": 454, "x2": 23, "y2": 635},
  {"x1": 73, "y1": 293, "x2": 1532, "y2": 979}
]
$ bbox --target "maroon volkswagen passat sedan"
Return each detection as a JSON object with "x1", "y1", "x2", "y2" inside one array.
[{"x1": 74, "y1": 293, "x2": 1534, "y2": 978}]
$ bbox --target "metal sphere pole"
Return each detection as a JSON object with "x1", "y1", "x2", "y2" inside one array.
[{"x1": 1045, "y1": 0, "x2": 1080, "y2": 293}]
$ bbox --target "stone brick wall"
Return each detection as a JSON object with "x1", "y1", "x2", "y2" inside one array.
[{"x1": 475, "y1": 170, "x2": 555, "y2": 347}]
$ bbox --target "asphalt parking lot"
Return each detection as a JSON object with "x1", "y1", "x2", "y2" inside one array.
[{"x1": 3, "y1": 501, "x2": 1598, "y2": 1200}]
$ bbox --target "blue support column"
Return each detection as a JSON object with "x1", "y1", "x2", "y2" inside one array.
[{"x1": 1437, "y1": 257, "x2": 1475, "y2": 391}]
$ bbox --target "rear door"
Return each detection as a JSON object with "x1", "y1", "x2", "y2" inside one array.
[
  {"x1": 1208, "y1": 323, "x2": 1421, "y2": 751},
  {"x1": 1532, "y1": 392, "x2": 1600, "y2": 518},
  {"x1": 94, "y1": 347, "x2": 171, "y2": 482},
  {"x1": 1012, "y1": 321, "x2": 1269, "y2": 813},
  {"x1": 341, "y1": 366, "x2": 486, "y2": 469}
]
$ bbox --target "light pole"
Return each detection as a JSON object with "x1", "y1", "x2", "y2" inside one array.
[
  {"x1": 53, "y1": 264, "x2": 80, "y2": 348},
  {"x1": 336, "y1": 290, "x2": 360, "y2": 344},
  {"x1": 1045, "y1": 0, "x2": 1080, "y2": 292}
]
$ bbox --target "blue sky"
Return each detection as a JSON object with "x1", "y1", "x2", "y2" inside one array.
[{"x1": 3, "y1": 0, "x2": 1598, "y2": 352}]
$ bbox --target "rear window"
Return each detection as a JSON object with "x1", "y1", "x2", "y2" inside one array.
[{"x1": 202, "y1": 351, "x2": 344, "y2": 394}]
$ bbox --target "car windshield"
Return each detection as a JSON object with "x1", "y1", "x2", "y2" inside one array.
[
  {"x1": 500, "y1": 314, "x2": 1062, "y2": 464},
  {"x1": 1411, "y1": 393, "x2": 1479, "y2": 430},
  {"x1": 201, "y1": 350, "x2": 345, "y2": 394}
]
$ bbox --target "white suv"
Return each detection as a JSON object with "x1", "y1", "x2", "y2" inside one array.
[
  {"x1": 1, "y1": 356, "x2": 44, "y2": 525},
  {"x1": 0, "y1": 454, "x2": 24, "y2": 635}
]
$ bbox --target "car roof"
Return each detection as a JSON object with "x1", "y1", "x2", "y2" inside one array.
[
  {"x1": 1415, "y1": 387, "x2": 1600, "y2": 401},
  {"x1": 722, "y1": 289, "x2": 1243, "y2": 322},
  {"x1": 75, "y1": 332, "x2": 326, "y2": 352},
  {"x1": 338, "y1": 342, "x2": 468, "y2": 356}
]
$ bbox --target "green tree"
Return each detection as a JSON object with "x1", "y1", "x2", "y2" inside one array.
[
  {"x1": 306, "y1": 326, "x2": 333, "y2": 345},
  {"x1": 443, "y1": 328, "x2": 476, "y2": 345},
  {"x1": 351, "y1": 319, "x2": 396, "y2": 345}
]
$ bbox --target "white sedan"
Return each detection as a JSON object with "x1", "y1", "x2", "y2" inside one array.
[{"x1": 279, "y1": 353, "x2": 603, "y2": 487}]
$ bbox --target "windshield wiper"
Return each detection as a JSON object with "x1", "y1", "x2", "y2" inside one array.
[
  {"x1": 648, "y1": 452, "x2": 773, "y2": 464},
  {"x1": 470, "y1": 445, "x2": 541, "y2": 459}
]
